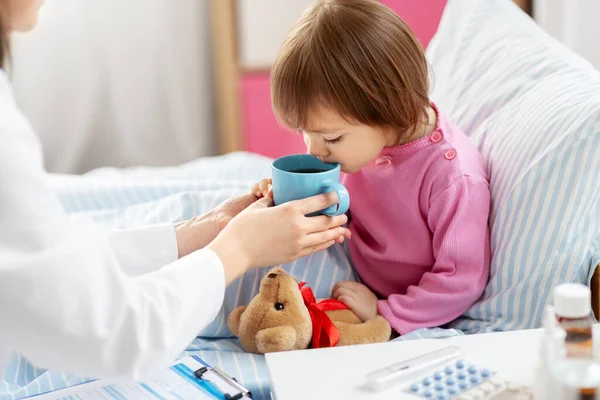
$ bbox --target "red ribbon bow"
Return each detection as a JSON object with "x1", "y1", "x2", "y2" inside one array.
[{"x1": 298, "y1": 282, "x2": 349, "y2": 348}]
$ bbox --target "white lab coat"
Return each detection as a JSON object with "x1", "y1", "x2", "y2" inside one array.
[{"x1": 0, "y1": 70, "x2": 226, "y2": 381}]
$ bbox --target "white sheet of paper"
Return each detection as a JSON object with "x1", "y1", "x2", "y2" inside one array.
[{"x1": 31, "y1": 356, "x2": 232, "y2": 400}]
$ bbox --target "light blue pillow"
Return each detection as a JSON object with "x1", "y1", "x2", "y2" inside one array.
[{"x1": 426, "y1": 0, "x2": 600, "y2": 333}]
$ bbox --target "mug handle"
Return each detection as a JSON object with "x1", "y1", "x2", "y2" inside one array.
[{"x1": 320, "y1": 182, "x2": 350, "y2": 216}]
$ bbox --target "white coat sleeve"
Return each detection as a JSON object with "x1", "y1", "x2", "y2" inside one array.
[
  {"x1": 0, "y1": 84, "x2": 226, "y2": 380},
  {"x1": 105, "y1": 224, "x2": 179, "y2": 276}
]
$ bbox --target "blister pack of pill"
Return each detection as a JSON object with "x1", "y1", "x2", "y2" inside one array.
[{"x1": 403, "y1": 359, "x2": 533, "y2": 400}]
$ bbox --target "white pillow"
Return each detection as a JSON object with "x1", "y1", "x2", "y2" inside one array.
[{"x1": 426, "y1": 0, "x2": 600, "y2": 333}]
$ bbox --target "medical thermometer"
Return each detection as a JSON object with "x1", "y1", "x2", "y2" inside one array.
[{"x1": 362, "y1": 345, "x2": 462, "y2": 391}]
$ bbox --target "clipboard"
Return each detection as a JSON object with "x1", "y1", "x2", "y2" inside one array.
[
  {"x1": 191, "y1": 356, "x2": 253, "y2": 400},
  {"x1": 29, "y1": 355, "x2": 252, "y2": 399}
]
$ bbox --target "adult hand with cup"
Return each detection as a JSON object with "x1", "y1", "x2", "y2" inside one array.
[
  {"x1": 206, "y1": 191, "x2": 350, "y2": 284},
  {"x1": 254, "y1": 154, "x2": 350, "y2": 214},
  {"x1": 252, "y1": 154, "x2": 351, "y2": 243}
]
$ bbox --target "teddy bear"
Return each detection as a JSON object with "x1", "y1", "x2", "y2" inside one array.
[{"x1": 227, "y1": 267, "x2": 392, "y2": 354}]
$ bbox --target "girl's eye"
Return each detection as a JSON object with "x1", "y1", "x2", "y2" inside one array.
[{"x1": 323, "y1": 137, "x2": 342, "y2": 144}]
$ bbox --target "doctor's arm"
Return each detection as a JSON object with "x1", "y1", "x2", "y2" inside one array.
[
  {"x1": 106, "y1": 193, "x2": 259, "y2": 276},
  {"x1": 0, "y1": 121, "x2": 347, "y2": 380},
  {"x1": 0, "y1": 132, "x2": 229, "y2": 379}
]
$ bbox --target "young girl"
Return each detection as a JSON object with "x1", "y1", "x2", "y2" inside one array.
[{"x1": 253, "y1": 0, "x2": 491, "y2": 336}]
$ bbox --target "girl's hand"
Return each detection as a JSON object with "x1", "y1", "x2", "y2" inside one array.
[
  {"x1": 207, "y1": 192, "x2": 350, "y2": 284},
  {"x1": 333, "y1": 281, "x2": 379, "y2": 322},
  {"x1": 252, "y1": 178, "x2": 273, "y2": 199}
]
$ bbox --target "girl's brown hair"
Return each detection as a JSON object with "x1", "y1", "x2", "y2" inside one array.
[{"x1": 271, "y1": 0, "x2": 430, "y2": 137}]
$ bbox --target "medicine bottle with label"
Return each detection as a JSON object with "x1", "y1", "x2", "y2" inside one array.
[
  {"x1": 554, "y1": 283, "x2": 593, "y2": 359},
  {"x1": 551, "y1": 283, "x2": 596, "y2": 400}
]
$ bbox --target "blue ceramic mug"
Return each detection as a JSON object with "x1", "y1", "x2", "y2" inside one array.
[{"x1": 271, "y1": 154, "x2": 350, "y2": 216}]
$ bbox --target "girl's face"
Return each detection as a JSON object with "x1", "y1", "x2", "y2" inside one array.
[
  {"x1": 301, "y1": 107, "x2": 396, "y2": 174},
  {"x1": 4, "y1": 0, "x2": 44, "y2": 32}
]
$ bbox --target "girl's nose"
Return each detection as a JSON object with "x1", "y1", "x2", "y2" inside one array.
[{"x1": 306, "y1": 139, "x2": 328, "y2": 157}]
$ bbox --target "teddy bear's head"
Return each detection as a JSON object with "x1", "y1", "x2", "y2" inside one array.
[{"x1": 227, "y1": 267, "x2": 312, "y2": 354}]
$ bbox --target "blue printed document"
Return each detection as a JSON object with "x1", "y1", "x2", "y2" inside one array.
[{"x1": 29, "y1": 356, "x2": 251, "y2": 400}]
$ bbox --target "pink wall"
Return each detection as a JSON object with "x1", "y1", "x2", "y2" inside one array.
[
  {"x1": 382, "y1": 0, "x2": 447, "y2": 49},
  {"x1": 241, "y1": 0, "x2": 447, "y2": 159},
  {"x1": 242, "y1": 74, "x2": 306, "y2": 157}
]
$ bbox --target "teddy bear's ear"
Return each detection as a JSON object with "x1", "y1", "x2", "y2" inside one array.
[{"x1": 227, "y1": 306, "x2": 247, "y2": 336}]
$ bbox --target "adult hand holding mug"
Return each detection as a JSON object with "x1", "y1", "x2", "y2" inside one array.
[
  {"x1": 207, "y1": 191, "x2": 351, "y2": 283},
  {"x1": 252, "y1": 154, "x2": 350, "y2": 216}
]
